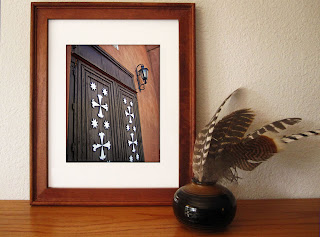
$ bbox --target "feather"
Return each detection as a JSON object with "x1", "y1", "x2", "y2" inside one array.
[
  {"x1": 209, "y1": 109, "x2": 255, "y2": 148},
  {"x1": 281, "y1": 129, "x2": 320, "y2": 143},
  {"x1": 202, "y1": 109, "x2": 255, "y2": 182},
  {"x1": 193, "y1": 89, "x2": 239, "y2": 182},
  {"x1": 193, "y1": 88, "x2": 319, "y2": 183},
  {"x1": 203, "y1": 135, "x2": 279, "y2": 183},
  {"x1": 245, "y1": 118, "x2": 301, "y2": 140},
  {"x1": 207, "y1": 129, "x2": 319, "y2": 182},
  {"x1": 208, "y1": 109, "x2": 255, "y2": 159}
]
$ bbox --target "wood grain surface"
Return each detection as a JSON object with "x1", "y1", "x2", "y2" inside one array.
[{"x1": 0, "y1": 199, "x2": 319, "y2": 236}]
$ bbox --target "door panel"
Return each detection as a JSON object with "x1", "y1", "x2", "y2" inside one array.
[
  {"x1": 117, "y1": 87, "x2": 144, "y2": 162},
  {"x1": 84, "y1": 66, "x2": 115, "y2": 161}
]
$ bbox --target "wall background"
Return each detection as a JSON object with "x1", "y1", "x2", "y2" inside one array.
[{"x1": 0, "y1": 0, "x2": 319, "y2": 199}]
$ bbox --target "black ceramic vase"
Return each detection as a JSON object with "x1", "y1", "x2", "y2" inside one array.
[{"x1": 173, "y1": 179, "x2": 236, "y2": 231}]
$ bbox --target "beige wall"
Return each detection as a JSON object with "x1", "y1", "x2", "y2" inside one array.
[{"x1": 1, "y1": 0, "x2": 319, "y2": 199}]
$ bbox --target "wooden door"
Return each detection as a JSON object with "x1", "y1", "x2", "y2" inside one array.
[{"x1": 67, "y1": 46, "x2": 144, "y2": 162}]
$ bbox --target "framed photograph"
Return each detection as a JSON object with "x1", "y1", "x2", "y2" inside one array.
[{"x1": 30, "y1": 2, "x2": 195, "y2": 205}]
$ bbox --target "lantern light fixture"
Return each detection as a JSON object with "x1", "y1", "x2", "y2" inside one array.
[{"x1": 136, "y1": 64, "x2": 149, "y2": 92}]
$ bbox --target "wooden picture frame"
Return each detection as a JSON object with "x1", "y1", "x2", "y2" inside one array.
[{"x1": 30, "y1": 2, "x2": 195, "y2": 205}]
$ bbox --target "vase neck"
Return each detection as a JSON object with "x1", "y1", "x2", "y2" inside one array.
[{"x1": 192, "y1": 178, "x2": 217, "y2": 186}]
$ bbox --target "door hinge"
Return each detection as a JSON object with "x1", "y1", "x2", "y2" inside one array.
[{"x1": 72, "y1": 59, "x2": 78, "y2": 77}]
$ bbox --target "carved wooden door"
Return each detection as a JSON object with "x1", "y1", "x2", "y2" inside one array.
[{"x1": 67, "y1": 45, "x2": 144, "y2": 162}]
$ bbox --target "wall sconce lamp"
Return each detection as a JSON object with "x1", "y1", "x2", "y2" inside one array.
[{"x1": 136, "y1": 64, "x2": 149, "y2": 92}]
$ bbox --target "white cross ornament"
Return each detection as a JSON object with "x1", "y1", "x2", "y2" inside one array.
[
  {"x1": 128, "y1": 133, "x2": 138, "y2": 153},
  {"x1": 91, "y1": 94, "x2": 108, "y2": 118},
  {"x1": 125, "y1": 106, "x2": 134, "y2": 124},
  {"x1": 92, "y1": 132, "x2": 111, "y2": 160}
]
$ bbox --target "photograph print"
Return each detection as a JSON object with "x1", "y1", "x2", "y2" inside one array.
[{"x1": 66, "y1": 45, "x2": 160, "y2": 162}]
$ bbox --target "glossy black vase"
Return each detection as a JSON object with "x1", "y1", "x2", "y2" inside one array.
[{"x1": 173, "y1": 179, "x2": 236, "y2": 231}]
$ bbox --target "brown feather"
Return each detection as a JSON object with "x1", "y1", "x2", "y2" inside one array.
[
  {"x1": 203, "y1": 135, "x2": 278, "y2": 182},
  {"x1": 208, "y1": 109, "x2": 255, "y2": 159},
  {"x1": 202, "y1": 109, "x2": 255, "y2": 182}
]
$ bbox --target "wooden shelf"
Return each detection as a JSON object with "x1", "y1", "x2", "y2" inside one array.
[{"x1": 0, "y1": 199, "x2": 319, "y2": 236}]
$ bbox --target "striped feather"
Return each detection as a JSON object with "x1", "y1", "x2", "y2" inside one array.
[
  {"x1": 203, "y1": 135, "x2": 279, "y2": 183},
  {"x1": 193, "y1": 89, "x2": 239, "y2": 182},
  {"x1": 281, "y1": 129, "x2": 320, "y2": 143},
  {"x1": 203, "y1": 109, "x2": 255, "y2": 182},
  {"x1": 246, "y1": 118, "x2": 301, "y2": 140},
  {"x1": 207, "y1": 109, "x2": 255, "y2": 159}
]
